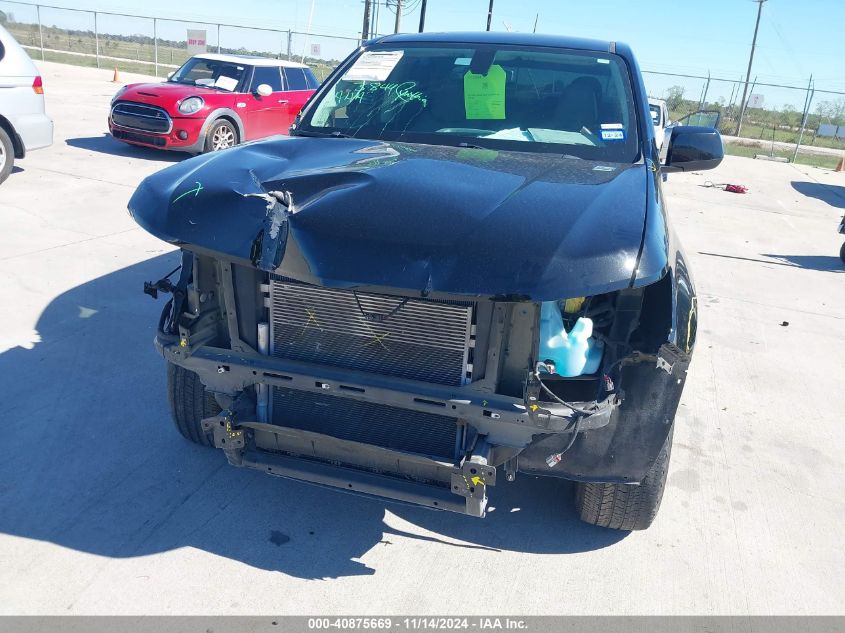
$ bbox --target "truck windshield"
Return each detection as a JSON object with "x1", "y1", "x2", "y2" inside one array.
[{"x1": 297, "y1": 43, "x2": 641, "y2": 161}]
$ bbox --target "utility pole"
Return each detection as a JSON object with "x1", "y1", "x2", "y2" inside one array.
[
  {"x1": 418, "y1": 0, "x2": 427, "y2": 32},
  {"x1": 372, "y1": 0, "x2": 379, "y2": 37},
  {"x1": 486, "y1": 0, "x2": 494, "y2": 31},
  {"x1": 793, "y1": 75, "x2": 814, "y2": 163},
  {"x1": 735, "y1": 0, "x2": 768, "y2": 136},
  {"x1": 394, "y1": 0, "x2": 402, "y2": 33},
  {"x1": 362, "y1": 0, "x2": 371, "y2": 42}
]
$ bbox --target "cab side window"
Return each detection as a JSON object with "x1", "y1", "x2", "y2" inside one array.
[
  {"x1": 250, "y1": 66, "x2": 284, "y2": 93},
  {"x1": 283, "y1": 67, "x2": 309, "y2": 91}
]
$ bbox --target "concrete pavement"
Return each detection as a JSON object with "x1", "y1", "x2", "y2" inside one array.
[{"x1": 0, "y1": 61, "x2": 843, "y2": 615}]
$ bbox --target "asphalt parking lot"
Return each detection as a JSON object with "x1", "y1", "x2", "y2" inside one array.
[{"x1": 1, "y1": 61, "x2": 843, "y2": 615}]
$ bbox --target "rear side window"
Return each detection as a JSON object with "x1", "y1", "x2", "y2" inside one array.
[
  {"x1": 284, "y1": 67, "x2": 309, "y2": 91},
  {"x1": 251, "y1": 66, "x2": 284, "y2": 92},
  {"x1": 304, "y1": 68, "x2": 320, "y2": 89}
]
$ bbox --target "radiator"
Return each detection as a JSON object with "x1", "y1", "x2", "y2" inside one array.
[{"x1": 269, "y1": 278, "x2": 473, "y2": 386}]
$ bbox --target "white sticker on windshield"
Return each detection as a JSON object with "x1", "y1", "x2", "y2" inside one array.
[
  {"x1": 600, "y1": 129, "x2": 626, "y2": 141},
  {"x1": 601, "y1": 123, "x2": 624, "y2": 129},
  {"x1": 214, "y1": 76, "x2": 239, "y2": 91},
  {"x1": 343, "y1": 51, "x2": 404, "y2": 81}
]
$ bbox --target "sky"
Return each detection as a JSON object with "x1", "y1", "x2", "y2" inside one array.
[{"x1": 2, "y1": 0, "x2": 844, "y2": 109}]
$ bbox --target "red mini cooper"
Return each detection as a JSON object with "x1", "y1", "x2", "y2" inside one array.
[{"x1": 109, "y1": 53, "x2": 318, "y2": 153}]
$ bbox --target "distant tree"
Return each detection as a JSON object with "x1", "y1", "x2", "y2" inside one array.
[
  {"x1": 0, "y1": 10, "x2": 7, "y2": 25},
  {"x1": 665, "y1": 85, "x2": 686, "y2": 111},
  {"x1": 831, "y1": 98, "x2": 845, "y2": 125},
  {"x1": 780, "y1": 104, "x2": 797, "y2": 128},
  {"x1": 815, "y1": 101, "x2": 833, "y2": 124}
]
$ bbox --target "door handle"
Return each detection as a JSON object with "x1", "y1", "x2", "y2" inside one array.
[{"x1": 278, "y1": 99, "x2": 289, "y2": 104}]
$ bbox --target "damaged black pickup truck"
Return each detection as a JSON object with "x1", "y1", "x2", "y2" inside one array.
[{"x1": 129, "y1": 32, "x2": 723, "y2": 530}]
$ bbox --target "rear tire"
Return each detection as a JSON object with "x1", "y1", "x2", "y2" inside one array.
[
  {"x1": 166, "y1": 362, "x2": 220, "y2": 447},
  {"x1": 204, "y1": 119, "x2": 238, "y2": 152},
  {"x1": 575, "y1": 429, "x2": 673, "y2": 530},
  {"x1": 839, "y1": 241, "x2": 845, "y2": 264},
  {"x1": 0, "y1": 126, "x2": 14, "y2": 185}
]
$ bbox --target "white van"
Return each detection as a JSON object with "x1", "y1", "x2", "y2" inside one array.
[{"x1": 0, "y1": 23, "x2": 53, "y2": 185}]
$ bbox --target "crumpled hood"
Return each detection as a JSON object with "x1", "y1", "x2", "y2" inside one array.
[{"x1": 129, "y1": 137, "x2": 650, "y2": 301}]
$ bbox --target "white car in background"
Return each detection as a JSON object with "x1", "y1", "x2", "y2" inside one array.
[
  {"x1": 0, "y1": 23, "x2": 53, "y2": 185},
  {"x1": 648, "y1": 97, "x2": 670, "y2": 149}
]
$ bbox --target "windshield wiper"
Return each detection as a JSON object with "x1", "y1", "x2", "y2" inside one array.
[
  {"x1": 294, "y1": 129, "x2": 353, "y2": 139},
  {"x1": 457, "y1": 142, "x2": 486, "y2": 149}
]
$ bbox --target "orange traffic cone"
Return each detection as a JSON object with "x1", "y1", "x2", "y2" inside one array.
[{"x1": 111, "y1": 67, "x2": 121, "y2": 83}]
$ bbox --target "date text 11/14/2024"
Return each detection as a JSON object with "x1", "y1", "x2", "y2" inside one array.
[{"x1": 307, "y1": 618, "x2": 528, "y2": 630}]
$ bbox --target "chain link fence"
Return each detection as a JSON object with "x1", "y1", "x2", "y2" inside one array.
[
  {"x1": 642, "y1": 69, "x2": 845, "y2": 168},
  {"x1": 0, "y1": 0, "x2": 357, "y2": 81}
]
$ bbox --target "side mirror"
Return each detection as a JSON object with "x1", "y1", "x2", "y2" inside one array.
[
  {"x1": 255, "y1": 84, "x2": 273, "y2": 97},
  {"x1": 663, "y1": 126, "x2": 724, "y2": 173}
]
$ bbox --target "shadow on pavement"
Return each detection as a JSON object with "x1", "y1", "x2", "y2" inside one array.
[
  {"x1": 759, "y1": 253, "x2": 844, "y2": 272},
  {"x1": 791, "y1": 180, "x2": 845, "y2": 209},
  {"x1": 0, "y1": 255, "x2": 626, "y2": 580},
  {"x1": 66, "y1": 134, "x2": 186, "y2": 163},
  {"x1": 698, "y1": 251, "x2": 844, "y2": 272}
]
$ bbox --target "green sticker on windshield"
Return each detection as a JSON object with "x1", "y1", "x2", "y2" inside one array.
[{"x1": 464, "y1": 65, "x2": 506, "y2": 120}]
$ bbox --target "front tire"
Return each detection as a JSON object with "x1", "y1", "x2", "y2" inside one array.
[
  {"x1": 575, "y1": 429, "x2": 673, "y2": 530},
  {"x1": 0, "y1": 126, "x2": 14, "y2": 185},
  {"x1": 166, "y1": 362, "x2": 220, "y2": 446},
  {"x1": 839, "y1": 241, "x2": 845, "y2": 264},
  {"x1": 204, "y1": 119, "x2": 238, "y2": 152}
]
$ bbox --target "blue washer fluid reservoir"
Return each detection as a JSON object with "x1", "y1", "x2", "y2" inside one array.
[{"x1": 538, "y1": 302, "x2": 605, "y2": 377}]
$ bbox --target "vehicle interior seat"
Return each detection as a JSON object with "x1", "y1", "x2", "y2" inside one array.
[
  {"x1": 553, "y1": 76, "x2": 602, "y2": 132},
  {"x1": 408, "y1": 77, "x2": 468, "y2": 132}
]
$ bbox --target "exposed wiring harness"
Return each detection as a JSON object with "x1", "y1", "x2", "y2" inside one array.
[
  {"x1": 532, "y1": 362, "x2": 594, "y2": 467},
  {"x1": 545, "y1": 417, "x2": 582, "y2": 468},
  {"x1": 533, "y1": 362, "x2": 598, "y2": 416}
]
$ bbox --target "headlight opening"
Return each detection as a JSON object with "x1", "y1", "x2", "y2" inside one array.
[{"x1": 178, "y1": 96, "x2": 204, "y2": 114}]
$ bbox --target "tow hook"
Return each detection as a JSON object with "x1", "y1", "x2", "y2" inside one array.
[
  {"x1": 201, "y1": 392, "x2": 255, "y2": 466},
  {"x1": 451, "y1": 438, "x2": 496, "y2": 517}
]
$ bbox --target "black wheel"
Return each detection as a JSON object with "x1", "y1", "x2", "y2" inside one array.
[
  {"x1": 839, "y1": 241, "x2": 845, "y2": 264},
  {"x1": 0, "y1": 126, "x2": 14, "y2": 185},
  {"x1": 204, "y1": 119, "x2": 238, "y2": 152},
  {"x1": 575, "y1": 430, "x2": 673, "y2": 530},
  {"x1": 166, "y1": 362, "x2": 220, "y2": 446}
]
